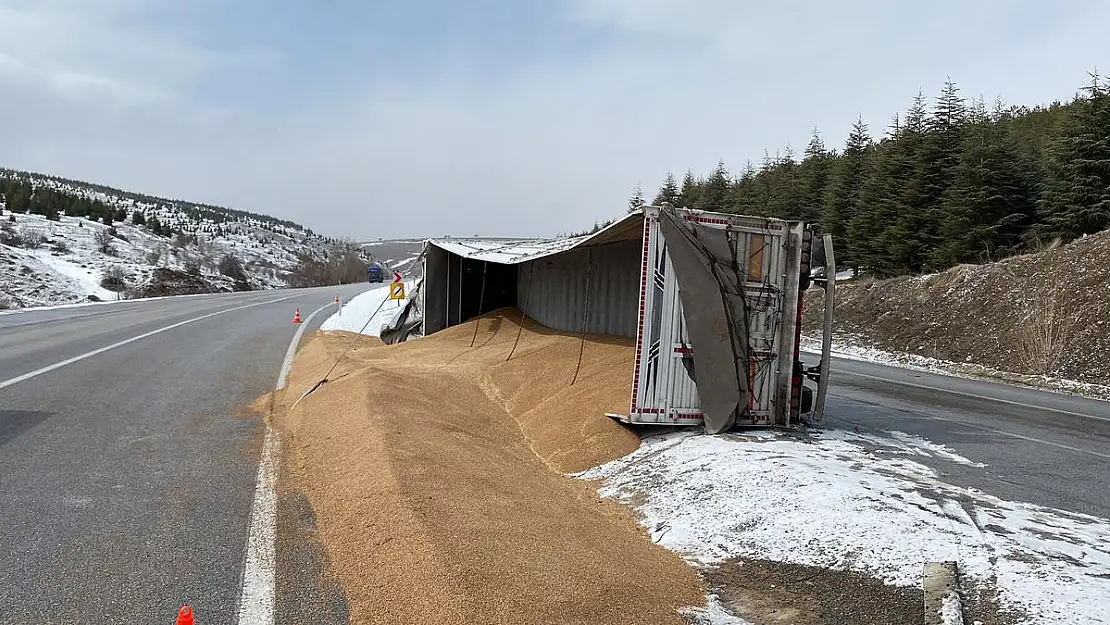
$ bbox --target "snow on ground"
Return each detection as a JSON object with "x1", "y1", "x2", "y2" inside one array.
[
  {"x1": 390, "y1": 256, "x2": 420, "y2": 273},
  {"x1": 360, "y1": 238, "x2": 424, "y2": 247},
  {"x1": 1, "y1": 206, "x2": 332, "y2": 309},
  {"x1": 29, "y1": 246, "x2": 119, "y2": 301},
  {"x1": 679, "y1": 595, "x2": 753, "y2": 625},
  {"x1": 320, "y1": 283, "x2": 411, "y2": 337},
  {"x1": 800, "y1": 335, "x2": 1110, "y2": 401},
  {"x1": 940, "y1": 592, "x2": 966, "y2": 625},
  {"x1": 577, "y1": 428, "x2": 1110, "y2": 625}
]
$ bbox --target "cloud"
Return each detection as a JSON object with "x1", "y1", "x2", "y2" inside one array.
[
  {"x1": 0, "y1": 1, "x2": 1107, "y2": 241},
  {"x1": 0, "y1": 0, "x2": 271, "y2": 106}
]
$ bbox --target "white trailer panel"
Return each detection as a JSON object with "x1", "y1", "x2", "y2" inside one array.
[{"x1": 613, "y1": 206, "x2": 799, "y2": 427}]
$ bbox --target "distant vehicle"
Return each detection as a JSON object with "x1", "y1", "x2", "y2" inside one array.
[{"x1": 367, "y1": 264, "x2": 384, "y2": 283}]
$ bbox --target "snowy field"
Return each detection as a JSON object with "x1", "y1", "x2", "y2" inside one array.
[
  {"x1": 2, "y1": 198, "x2": 333, "y2": 310},
  {"x1": 578, "y1": 428, "x2": 1110, "y2": 625}
]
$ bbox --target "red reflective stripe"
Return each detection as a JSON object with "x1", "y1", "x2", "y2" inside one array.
[{"x1": 630, "y1": 216, "x2": 652, "y2": 413}]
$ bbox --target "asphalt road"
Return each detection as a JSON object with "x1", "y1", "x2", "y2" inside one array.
[
  {"x1": 4, "y1": 284, "x2": 1110, "y2": 623},
  {"x1": 809, "y1": 353, "x2": 1110, "y2": 519},
  {"x1": 0, "y1": 285, "x2": 368, "y2": 625}
]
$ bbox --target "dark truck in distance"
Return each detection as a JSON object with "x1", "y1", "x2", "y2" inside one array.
[{"x1": 367, "y1": 264, "x2": 385, "y2": 283}]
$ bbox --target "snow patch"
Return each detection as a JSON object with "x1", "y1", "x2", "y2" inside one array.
[
  {"x1": 320, "y1": 284, "x2": 409, "y2": 337},
  {"x1": 852, "y1": 430, "x2": 988, "y2": 468},
  {"x1": 679, "y1": 594, "x2": 753, "y2": 625},
  {"x1": 392, "y1": 256, "x2": 419, "y2": 270},
  {"x1": 578, "y1": 428, "x2": 1110, "y2": 624},
  {"x1": 940, "y1": 592, "x2": 965, "y2": 625},
  {"x1": 28, "y1": 248, "x2": 117, "y2": 301}
]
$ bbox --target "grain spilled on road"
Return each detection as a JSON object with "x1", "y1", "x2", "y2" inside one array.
[{"x1": 269, "y1": 309, "x2": 705, "y2": 624}]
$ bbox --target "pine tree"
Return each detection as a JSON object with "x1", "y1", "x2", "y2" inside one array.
[
  {"x1": 730, "y1": 161, "x2": 761, "y2": 214},
  {"x1": 1038, "y1": 74, "x2": 1110, "y2": 240},
  {"x1": 879, "y1": 92, "x2": 935, "y2": 274},
  {"x1": 822, "y1": 116, "x2": 872, "y2": 267},
  {"x1": 797, "y1": 130, "x2": 832, "y2": 225},
  {"x1": 90, "y1": 199, "x2": 107, "y2": 222},
  {"x1": 6, "y1": 181, "x2": 31, "y2": 214},
  {"x1": 931, "y1": 112, "x2": 1037, "y2": 266},
  {"x1": 628, "y1": 185, "x2": 646, "y2": 213},
  {"x1": 653, "y1": 172, "x2": 680, "y2": 206},
  {"x1": 698, "y1": 160, "x2": 731, "y2": 211},
  {"x1": 765, "y1": 149, "x2": 802, "y2": 219},
  {"x1": 678, "y1": 170, "x2": 701, "y2": 209},
  {"x1": 852, "y1": 137, "x2": 911, "y2": 275},
  {"x1": 886, "y1": 113, "x2": 901, "y2": 139},
  {"x1": 908, "y1": 78, "x2": 968, "y2": 270},
  {"x1": 148, "y1": 216, "x2": 165, "y2": 237}
]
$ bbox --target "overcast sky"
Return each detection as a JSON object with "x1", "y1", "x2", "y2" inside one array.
[{"x1": 0, "y1": 1, "x2": 1107, "y2": 240}]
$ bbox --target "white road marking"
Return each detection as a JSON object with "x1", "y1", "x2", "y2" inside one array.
[
  {"x1": 236, "y1": 428, "x2": 279, "y2": 625},
  {"x1": 0, "y1": 294, "x2": 301, "y2": 391},
  {"x1": 831, "y1": 366, "x2": 1109, "y2": 423},
  {"x1": 881, "y1": 406, "x2": 1110, "y2": 462},
  {"x1": 237, "y1": 301, "x2": 334, "y2": 625}
]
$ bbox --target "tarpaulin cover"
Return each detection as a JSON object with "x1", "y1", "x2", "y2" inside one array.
[
  {"x1": 381, "y1": 280, "x2": 424, "y2": 345},
  {"x1": 658, "y1": 209, "x2": 751, "y2": 434}
]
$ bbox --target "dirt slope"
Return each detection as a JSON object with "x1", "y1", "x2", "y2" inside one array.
[
  {"x1": 269, "y1": 310, "x2": 704, "y2": 625},
  {"x1": 804, "y1": 230, "x2": 1110, "y2": 387}
]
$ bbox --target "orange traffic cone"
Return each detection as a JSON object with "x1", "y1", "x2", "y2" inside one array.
[
  {"x1": 176, "y1": 605, "x2": 194, "y2": 625},
  {"x1": 292, "y1": 308, "x2": 302, "y2": 324}
]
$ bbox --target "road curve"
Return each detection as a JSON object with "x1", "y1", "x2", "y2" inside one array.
[{"x1": 0, "y1": 285, "x2": 367, "y2": 625}]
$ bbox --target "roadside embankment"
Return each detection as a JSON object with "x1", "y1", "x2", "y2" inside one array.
[{"x1": 803, "y1": 230, "x2": 1110, "y2": 396}]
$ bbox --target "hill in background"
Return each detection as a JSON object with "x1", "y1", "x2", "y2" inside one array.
[{"x1": 0, "y1": 168, "x2": 370, "y2": 309}]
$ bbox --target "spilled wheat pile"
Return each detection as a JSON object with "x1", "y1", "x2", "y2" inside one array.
[{"x1": 269, "y1": 308, "x2": 704, "y2": 625}]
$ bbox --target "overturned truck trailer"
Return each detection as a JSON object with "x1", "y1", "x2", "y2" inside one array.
[
  {"x1": 617, "y1": 206, "x2": 834, "y2": 433},
  {"x1": 412, "y1": 204, "x2": 835, "y2": 432}
]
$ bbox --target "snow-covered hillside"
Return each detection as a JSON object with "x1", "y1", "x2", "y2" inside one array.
[{"x1": 0, "y1": 169, "x2": 351, "y2": 310}]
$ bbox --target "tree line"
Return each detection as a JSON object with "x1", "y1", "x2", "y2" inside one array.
[
  {"x1": 0, "y1": 177, "x2": 172, "y2": 236},
  {"x1": 640, "y1": 72, "x2": 1110, "y2": 277},
  {"x1": 0, "y1": 167, "x2": 306, "y2": 231}
]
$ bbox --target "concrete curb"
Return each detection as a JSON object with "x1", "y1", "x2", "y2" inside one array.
[{"x1": 923, "y1": 561, "x2": 965, "y2": 624}]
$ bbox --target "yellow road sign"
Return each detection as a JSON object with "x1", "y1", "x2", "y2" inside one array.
[{"x1": 389, "y1": 282, "x2": 406, "y2": 300}]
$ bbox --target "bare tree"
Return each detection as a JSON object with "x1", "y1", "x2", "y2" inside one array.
[
  {"x1": 146, "y1": 245, "x2": 165, "y2": 266},
  {"x1": 183, "y1": 255, "x2": 202, "y2": 275},
  {"x1": 219, "y1": 254, "x2": 247, "y2": 282},
  {"x1": 94, "y1": 227, "x2": 115, "y2": 255},
  {"x1": 100, "y1": 266, "x2": 127, "y2": 292},
  {"x1": 20, "y1": 228, "x2": 46, "y2": 249},
  {"x1": 1016, "y1": 285, "x2": 1077, "y2": 376}
]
